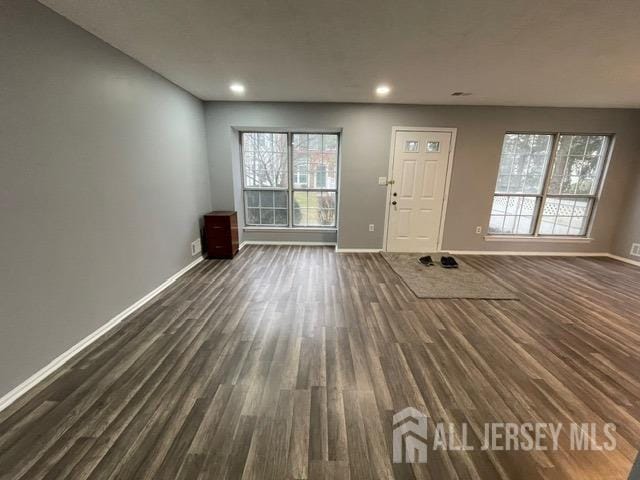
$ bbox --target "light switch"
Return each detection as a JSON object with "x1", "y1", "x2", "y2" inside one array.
[{"x1": 378, "y1": 176, "x2": 387, "y2": 185}]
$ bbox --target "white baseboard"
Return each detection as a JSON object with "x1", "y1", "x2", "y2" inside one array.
[
  {"x1": 335, "y1": 248, "x2": 382, "y2": 253},
  {"x1": 241, "y1": 241, "x2": 336, "y2": 247},
  {"x1": 448, "y1": 250, "x2": 640, "y2": 267},
  {"x1": 0, "y1": 256, "x2": 204, "y2": 413},
  {"x1": 607, "y1": 254, "x2": 640, "y2": 267}
]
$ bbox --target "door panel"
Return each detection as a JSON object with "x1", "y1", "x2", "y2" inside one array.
[
  {"x1": 399, "y1": 161, "x2": 417, "y2": 197},
  {"x1": 386, "y1": 130, "x2": 452, "y2": 252},
  {"x1": 421, "y1": 161, "x2": 438, "y2": 198},
  {"x1": 415, "y1": 209, "x2": 433, "y2": 239}
]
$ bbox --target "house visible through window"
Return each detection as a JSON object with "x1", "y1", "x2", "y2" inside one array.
[
  {"x1": 241, "y1": 131, "x2": 339, "y2": 228},
  {"x1": 489, "y1": 133, "x2": 611, "y2": 236},
  {"x1": 315, "y1": 165, "x2": 327, "y2": 188}
]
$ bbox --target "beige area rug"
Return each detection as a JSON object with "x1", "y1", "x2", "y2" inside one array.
[{"x1": 381, "y1": 252, "x2": 518, "y2": 300}]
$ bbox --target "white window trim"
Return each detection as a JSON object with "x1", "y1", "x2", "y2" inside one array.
[
  {"x1": 486, "y1": 131, "x2": 614, "y2": 239},
  {"x1": 239, "y1": 130, "x2": 341, "y2": 230}
]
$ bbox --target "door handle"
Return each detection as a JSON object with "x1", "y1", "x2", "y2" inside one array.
[{"x1": 392, "y1": 201, "x2": 397, "y2": 205}]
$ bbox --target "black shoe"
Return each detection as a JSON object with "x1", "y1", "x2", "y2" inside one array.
[
  {"x1": 441, "y1": 256, "x2": 459, "y2": 269},
  {"x1": 419, "y1": 255, "x2": 434, "y2": 266}
]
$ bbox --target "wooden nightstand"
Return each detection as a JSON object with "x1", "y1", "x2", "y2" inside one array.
[{"x1": 204, "y1": 211, "x2": 239, "y2": 259}]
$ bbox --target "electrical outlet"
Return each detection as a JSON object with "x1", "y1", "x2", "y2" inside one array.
[
  {"x1": 378, "y1": 177, "x2": 387, "y2": 186},
  {"x1": 369, "y1": 224, "x2": 375, "y2": 232},
  {"x1": 631, "y1": 243, "x2": 640, "y2": 257},
  {"x1": 191, "y1": 238, "x2": 202, "y2": 256},
  {"x1": 476, "y1": 226, "x2": 482, "y2": 234}
]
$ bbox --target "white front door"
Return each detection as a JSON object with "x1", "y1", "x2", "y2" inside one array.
[{"x1": 386, "y1": 130, "x2": 452, "y2": 252}]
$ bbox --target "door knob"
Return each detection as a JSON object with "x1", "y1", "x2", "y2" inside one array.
[{"x1": 392, "y1": 201, "x2": 397, "y2": 205}]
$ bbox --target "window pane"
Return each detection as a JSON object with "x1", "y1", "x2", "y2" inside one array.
[
  {"x1": 488, "y1": 195, "x2": 538, "y2": 235},
  {"x1": 242, "y1": 132, "x2": 288, "y2": 188},
  {"x1": 259, "y1": 190, "x2": 274, "y2": 207},
  {"x1": 274, "y1": 209, "x2": 288, "y2": 225},
  {"x1": 246, "y1": 190, "x2": 259, "y2": 208},
  {"x1": 308, "y1": 134, "x2": 322, "y2": 151},
  {"x1": 322, "y1": 153, "x2": 338, "y2": 189},
  {"x1": 547, "y1": 135, "x2": 608, "y2": 196},
  {"x1": 247, "y1": 208, "x2": 260, "y2": 225},
  {"x1": 495, "y1": 134, "x2": 553, "y2": 194},
  {"x1": 323, "y1": 134, "x2": 338, "y2": 151},
  {"x1": 260, "y1": 209, "x2": 274, "y2": 225},
  {"x1": 274, "y1": 191, "x2": 287, "y2": 208},
  {"x1": 293, "y1": 133, "x2": 338, "y2": 190},
  {"x1": 293, "y1": 157, "x2": 308, "y2": 188},
  {"x1": 293, "y1": 191, "x2": 336, "y2": 227},
  {"x1": 538, "y1": 196, "x2": 592, "y2": 236},
  {"x1": 404, "y1": 140, "x2": 419, "y2": 152},
  {"x1": 515, "y1": 216, "x2": 534, "y2": 235},
  {"x1": 316, "y1": 165, "x2": 327, "y2": 189},
  {"x1": 244, "y1": 190, "x2": 288, "y2": 226}
]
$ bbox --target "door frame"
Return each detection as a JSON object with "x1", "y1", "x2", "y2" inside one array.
[{"x1": 382, "y1": 126, "x2": 458, "y2": 252}]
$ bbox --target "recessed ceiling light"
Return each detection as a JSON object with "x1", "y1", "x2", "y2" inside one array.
[
  {"x1": 230, "y1": 83, "x2": 245, "y2": 94},
  {"x1": 451, "y1": 91, "x2": 472, "y2": 96},
  {"x1": 376, "y1": 85, "x2": 391, "y2": 96}
]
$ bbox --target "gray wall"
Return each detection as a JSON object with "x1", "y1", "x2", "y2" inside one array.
[
  {"x1": 0, "y1": 0, "x2": 211, "y2": 397},
  {"x1": 612, "y1": 160, "x2": 640, "y2": 260},
  {"x1": 205, "y1": 102, "x2": 640, "y2": 251}
]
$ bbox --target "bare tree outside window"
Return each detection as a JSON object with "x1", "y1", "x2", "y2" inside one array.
[
  {"x1": 242, "y1": 133, "x2": 288, "y2": 188},
  {"x1": 242, "y1": 132, "x2": 289, "y2": 226}
]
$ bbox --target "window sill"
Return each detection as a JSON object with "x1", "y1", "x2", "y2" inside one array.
[
  {"x1": 484, "y1": 235, "x2": 593, "y2": 243},
  {"x1": 244, "y1": 227, "x2": 338, "y2": 233}
]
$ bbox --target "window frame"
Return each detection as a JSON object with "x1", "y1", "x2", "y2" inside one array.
[
  {"x1": 239, "y1": 130, "x2": 340, "y2": 230},
  {"x1": 488, "y1": 131, "x2": 613, "y2": 239}
]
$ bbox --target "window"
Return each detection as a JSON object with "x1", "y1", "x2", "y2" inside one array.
[
  {"x1": 315, "y1": 165, "x2": 327, "y2": 188},
  {"x1": 488, "y1": 133, "x2": 611, "y2": 236},
  {"x1": 241, "y1": 133, "x2": 288, "y2": 226},
  {"x1": 294, "y1": 164, "x2": 308, "y2": 187},
  {"x1": 241, "y1": 131, "x2": 339, "y2": 228}
]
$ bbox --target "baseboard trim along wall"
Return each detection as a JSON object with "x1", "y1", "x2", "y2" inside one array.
[
  {"x1": 240, "y1": 241, "x2": 337, "y2": 248},
  {"x1": 607, "y1": 253, "x2": 640, "y2": 267},
  {"x1": 0, "y1": 256, "x2": 204, "y2": 413},
  {"x1": 335, "y1": 248, "x2": 383, "y2": 253},
  {"x1": 449, "y1": 251, "x2": 640, "y2": 266}
]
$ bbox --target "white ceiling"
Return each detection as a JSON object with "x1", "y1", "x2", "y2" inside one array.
[{"x1": 40, "y1": 0, "x2": 640, "y2": 107}]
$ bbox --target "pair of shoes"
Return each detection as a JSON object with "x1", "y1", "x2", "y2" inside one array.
[
  {"x1": 419, "y1": 255, "x2": 434, "y2": 266},
  {"x1": 441, "y1": 256, "x2": 459, "y2": 269}
]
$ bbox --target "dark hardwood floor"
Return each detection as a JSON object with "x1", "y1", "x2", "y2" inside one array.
[{"x1": 1, "y1": 246, "x2": 639, "y2": 479}]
